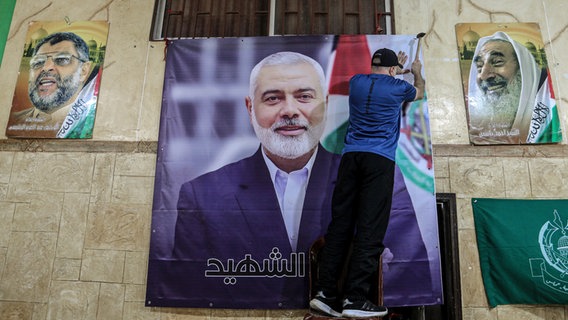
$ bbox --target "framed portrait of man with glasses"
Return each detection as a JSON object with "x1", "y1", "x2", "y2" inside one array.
[{"x1": 5, "y1": 20, "x2": 109, "y2": 139}]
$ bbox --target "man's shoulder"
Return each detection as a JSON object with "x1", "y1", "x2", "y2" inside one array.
[
  {"x1": 181, "y1": 150, "x2": 262, "y2": 188},
  {"x1": 387, "y1": 76, "x2": 416, "y2": 95},
  {"x1": 313, "y1": 145, "x2": 341, "y2": 175},
  {"x1": 349, "y1": 73, "x2": 372, "y2": 83},
  {"x1": 317, "y1": 145, "x2": 341, "y2": 161},
  {"x1": 180, "y1": 146, "x2": 339, "y2": 190},
  {"x1": 350, "y1": 74, "x2": 409, "y2": 86}
]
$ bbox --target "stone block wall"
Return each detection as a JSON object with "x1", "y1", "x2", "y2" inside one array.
[{"x1": 1, "y1": 0, "x2": 568, "y2": 319}]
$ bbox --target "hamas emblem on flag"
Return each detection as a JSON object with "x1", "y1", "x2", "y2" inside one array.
[{"x1": 530, "y1": 210, "x2": 568, "y2": 294}]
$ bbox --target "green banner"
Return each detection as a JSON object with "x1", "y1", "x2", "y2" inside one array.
[
  {"x1": 0, "y1": 0, "x2": 16, "y2": 66},
  {"x1": 473, "y1": 198, "x2": 568, "y2": 307}
]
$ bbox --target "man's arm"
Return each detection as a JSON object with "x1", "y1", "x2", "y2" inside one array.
[
  {"x1": 396, "y1": 51, "x2": 424, "y2": 101},
  {"x1": 411, "y1": 59, "x2": 425, "y2": 101},
  {"x1": 398, "y1": 53, "x2": 425, "y2": 115}
]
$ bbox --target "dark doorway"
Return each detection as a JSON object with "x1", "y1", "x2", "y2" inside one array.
[{"x1": 387, "y1": 193, "x2": 462, "y2": 320}]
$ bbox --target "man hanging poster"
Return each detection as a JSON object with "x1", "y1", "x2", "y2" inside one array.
[
  {"x1": 5, "y1": 20, "x2": 109, "y2": 139},
  {"x1": 456, "y1": 23, "x2": 561, "y2": 145},
  {"x1": 146, "y1": 35, "x2": 442, "y2": 309}
]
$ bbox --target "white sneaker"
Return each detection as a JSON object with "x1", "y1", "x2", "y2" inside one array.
[
  {"x1": 309, "y1": 291, "x2": 342, "y2": 317},
  {"x1": 341, "y1": 298, "x2": 388, "y2": 318}
]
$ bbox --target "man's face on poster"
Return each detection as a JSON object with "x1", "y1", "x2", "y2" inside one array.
[
  {"x1": 28, "y1": 40, "x2": 90, "y2": 113},
  {"x1": 246, "y1": 62, "x2": 326, "y2": 160},
  {"x1": 475, "y1": 40, "x2": 520, "y2": 95},
  {"x1": 472, "y1": 40, "x2": 522, "y2": 125}
]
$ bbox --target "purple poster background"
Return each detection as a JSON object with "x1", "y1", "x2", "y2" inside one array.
[{"x1": 146, "y1": 35, "x2": 442, "y2": 309}]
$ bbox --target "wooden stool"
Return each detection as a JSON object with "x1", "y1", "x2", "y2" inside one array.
[{"x1": 303, "y1": 237, "x2": 385, "y2": 320}]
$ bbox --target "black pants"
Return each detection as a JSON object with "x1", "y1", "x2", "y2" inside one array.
[{"x1": 317, "y1": 152, "x2": 394, "y2": 301}]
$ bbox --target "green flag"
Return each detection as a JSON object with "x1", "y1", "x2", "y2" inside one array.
[
  {"x1": 473, "y1": 198, "x2": 568, "y2": 307},
  {"x1": 0, "y1": 0, "x2": 16, "y2": 66}
]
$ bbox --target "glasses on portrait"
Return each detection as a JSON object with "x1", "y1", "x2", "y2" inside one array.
[{"x1": 29, "y1": 52, "x2": 87, "y2": 70}]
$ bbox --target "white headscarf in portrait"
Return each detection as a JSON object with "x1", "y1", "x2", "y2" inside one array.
[{"x1": 467, "y1": 31, "x2": 541, "y2": 143}]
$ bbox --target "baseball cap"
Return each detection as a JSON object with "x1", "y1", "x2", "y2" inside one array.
[{"x1": 371, "y1": 48, "x2": 403, "y2": 68}]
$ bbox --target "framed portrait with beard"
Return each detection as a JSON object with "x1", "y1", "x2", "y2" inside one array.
[
  {"x1": 5, "y1": 20, "x2": 109, "y2": 138},
  {"x1": 456, "y1": 22, "x2": 561, "y2": 145}
]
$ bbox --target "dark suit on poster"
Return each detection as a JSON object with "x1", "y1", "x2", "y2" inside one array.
[
  {"x1": 148, "y1": 145, "x2": 340, "y2": 309},
  {"x1": 145, "y1": 146, "x2": 432, "y2": 308}
]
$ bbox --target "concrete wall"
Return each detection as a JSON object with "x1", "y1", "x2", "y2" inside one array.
[{"x1": 0, "y1": 0, "x2": 567, "y2": 319}]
